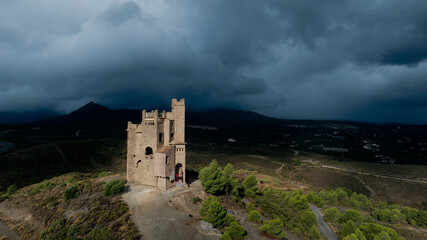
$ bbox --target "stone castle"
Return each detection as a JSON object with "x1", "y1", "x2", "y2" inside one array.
[{"x1": 126, "y1": 98, "x2": 186, "y2": 190}]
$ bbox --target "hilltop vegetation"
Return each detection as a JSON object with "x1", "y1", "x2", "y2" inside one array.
[
  {"x1": 197, "y1": 160, "x2": 426, "y2": 240},
  {"x1": 0, "y1": 172, "x2": 139, "y2": 239}
]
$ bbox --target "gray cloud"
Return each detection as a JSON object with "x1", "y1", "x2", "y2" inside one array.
[{"x1": 0, "y1": 0, "x2": 427, "y2": 123}]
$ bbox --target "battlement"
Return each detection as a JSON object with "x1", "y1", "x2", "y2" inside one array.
[{"x1": 172, "y1": 98, "x2": 185, "y2": 106}]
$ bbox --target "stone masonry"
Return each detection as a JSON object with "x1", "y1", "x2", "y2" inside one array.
[{"x1": 126, "y1": 98, "x2": 186, "y2": 190}]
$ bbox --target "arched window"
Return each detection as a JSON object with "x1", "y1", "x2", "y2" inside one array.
[
  {"x1": 166, "y1": 156, "x2": 169, "y2": 165},
  {"x1": 145, "y1": 147, "x2": 153, "y2": 155},
  {"x1": 175, "y1": 163, "x2": 183, "y2": 180},
  {"x1": 136, "y1": 160, "x2": 142, "y2": 168}
]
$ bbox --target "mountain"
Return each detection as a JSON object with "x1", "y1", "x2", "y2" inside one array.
[
  {"x1": 33, "y1": 102, "x2": 139, "y2": 125},
  {"x1": 28, "y1": 102, "x2": 283, "y2": 127},
  {"x1": 186, "y1": 108, "x2": 280, "y2": 125}
]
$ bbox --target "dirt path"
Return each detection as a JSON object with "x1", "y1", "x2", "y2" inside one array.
[
  {"x1": 301, "y1": 160, "x2": 427, "y2": 184},
  {"x1": 309, "y1": 204, "x2": 338, "y2": 240},
  {"x1": 355, "y1": 176, "x2": 376, "y2": 198},
  {"x1": 0, "y1": 221, "x2": 19, "y2": 240},
  {"x1": 122, "y1": 181, "x2": 218, "y2": 240},
  {"x1": 320, "y1": 165, "x2": 427, "y2": 184},
  {"x1": 275, "y1": 163, "x2": 285, "y2": 179}
]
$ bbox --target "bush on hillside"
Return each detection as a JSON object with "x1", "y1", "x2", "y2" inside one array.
[
  {"x1": 31, "y1": 180, "x2": 54, "y2": 195},
  {"x1": 358, "y1": 223, "x2": 403, "y2": 240},
  {"x1": 248, "y1": 210, "x2": 261, "y2": 223},
  {"x1": 222, "y1": 219, "x2": 246, "y2": 240},
  {"x1": 309, "y1": 225, "x2": 322, "y2": 240},
  {"x1": 302, "y1": 211, "x2": 318, "y2": 227},
  {"x1": 64, "y1": 185, "x2": 80, "y2": 200},
  {"x1": 245, "y1": 202, "x2": 255, "y2": 213},
  {"x1": 259, "y1": 218, "x2": 287, "y2": 239},
  {"x1": 341, "y1": 220, "x2": 357, "y2": 238},
  {"x1": 340, "y1": 209, "x2": 364, "y2": 226},
  {"x1": 104, "y1": 179, "x2": 126, "y2": 197},
  {"x1": 199, "y1": 196, "x2": 230, "y2": 228},
  {"x1": 242, "y1": 175, "x2": 258, "y2": 190},
  {"x1": 7, "y1": 185, "x2": 18, "y2": 195},
  {"x1": 222, "y1": 163, "x2": 238, "y2": 195},
  {"x1": 343, "y1": 229, "x2": 366, "y2": 240},
  {"x1": 244, "y1": 189, "x2": 256, "y2": 198},
  {"x1": 401, "y1": 207, "x2": 427, "y2": 227},
  {"x1": 199, "y1": 160, "x2": 226, "y2": 195},
  {"x1": 324, "y1": 207, "x2": 340, "y2": 223}
]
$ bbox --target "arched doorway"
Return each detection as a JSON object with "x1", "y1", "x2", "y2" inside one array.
[{"x1": 175, "y1": 163, "x2": 183, "y2": 181}]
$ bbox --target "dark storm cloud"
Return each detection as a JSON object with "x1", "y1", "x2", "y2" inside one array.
[{"x1": 1, "y1": 0, "x2": 427, "y2": 123}]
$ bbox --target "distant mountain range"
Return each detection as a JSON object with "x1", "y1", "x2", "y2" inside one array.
[
  {"x1": 0, "y1": 102, "x2": 282, "y2": 126},
  {"x1": 0, "y1": 102, "x2": 402, "y2": 126}
]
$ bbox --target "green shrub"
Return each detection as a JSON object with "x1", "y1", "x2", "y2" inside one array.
[
  {"x1": 244, "y1": 189, "x2": 256, "y2": 198},
  {"x1": 358, "y1": 223, "x2": 403, "y2": 240},
  {"x1": 350, "y1": 197, "x2": 360, "y2": 210},
  {"x1": 222, "y1": 220, "x2": 246, "y2": 240},
  {"x1": 199, "y1": 196, "x2": 229, "y2": 228},
  {"x1": 192, "y1": 196, "x2": 202, "y2": 204},
  {"x1": 222, "y1": 163, "x2": 238, "y2": 194},
  {"x1": 325, "y1": 191, "x2": 338, "y2": 205},
  {"x1": 341, "y1": 220, "x2": 357, "y2": 238},
  {"x1": 340, "y1": 209, "x2": 364, "y2": 226},
  {"x1": 98, "y1": 171, "x2": 113, "y2": 178},
  {"x1": 87, "y1": 227, "x2": 112, "y2": 240},
  {"x1": 39, "y1": 218, "x2": 78, "y2": 240},
  {"x1": 259, "y1": 218, "x2": 287, "y2": 239},
  {"x1": 401, "y1": 207, "x2": 427, "y2": 226},
  {"x1": 307, "y1": 192, "x2": 324, "y2": 207},
  {"x1": 7, "y1": 185, "x2": 17, "y2": 195},
  {"x1": 219, "y1": 232, "x2": 232, "y2": 240},
  {"x1": 344, "y1": 229, "x2": 367, "y2": 240},
  {"x1": 104, "y1": 179, "x2": 126, "y2": 196},
  {"x1": 31, "y1": 180, "x2": 54, "y2": 195},
  {"x1": 248, "y1": 210, "x2": 261, "y2": 223},
  {"x1": 289, "y1": 194, "x2": 309, "y2": 210},
  {"x1": 242, "y1": 175, "x2": 258, "y2": 190},
  {"x1": 344, "y1": 233, "x2": 360, "y2": 240},
  {"x1": 245, "y1": 202, "x2": 255, "y2": 213},
  {"x1": 336, "y1": 188, "x2": 349, "y2": 203},
  {"x1": 302, "y1": 211, "x2": 317, "y2": 227},
  {"x1": 0, "y1": 194, "x2": 8, "y2": 201},
  {"x1": 64, "y1": 185, "x2": 80, "y2": 200},
  {"x1": 309, "y1": 225, "x2": 322, "y2": 239},
  {"x1": 199, "y1": 160, "x2": 226, "y2": 195},
  {"x1": 376, "y1": 209, "x2": 401, "y2": 224},
  {"x1": 324, "y1": 207, "x2": 340, "y2": 223}
]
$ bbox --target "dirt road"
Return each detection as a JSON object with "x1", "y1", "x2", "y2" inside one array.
[
  {"x1": 320, "y1": 164, "x2": 427, "y2": 184},
  {"x1": 122, "y1": 181, "x2": 218, "y2": 240},
  {"x1": 0, "y1": 221, "x2": 19, "y2": 240},
  {"x1": 309, "y1": 204, "x2": 338, "y2": 240},
  {"x1": 355, "y1": 176, "x2": 376, "y2": 198},
  {"x1": 301, "y1": 160, "x2": 427, "y2": 184}
]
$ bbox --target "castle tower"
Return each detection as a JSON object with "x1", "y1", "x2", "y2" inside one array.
[{"x1": 126, "y1": 98, "x2": 186, "y2": 189}]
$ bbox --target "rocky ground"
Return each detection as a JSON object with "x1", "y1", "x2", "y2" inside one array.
[{"x1": 123, "y1": 180, "x2": 219, "y2": 240}]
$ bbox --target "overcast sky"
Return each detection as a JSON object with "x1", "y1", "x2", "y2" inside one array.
[{"x1": 1, "y1": 0, "x2": 427, "y2": 123}]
